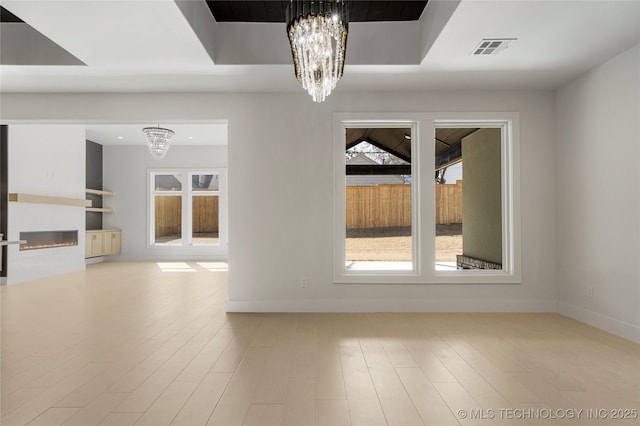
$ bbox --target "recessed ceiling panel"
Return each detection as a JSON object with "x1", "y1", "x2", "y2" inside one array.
[
  {"x1": 206, "y1": 1, "x2": 428, "y2": 23},
  {"x1": 0, "y1": 6, "x2": 22, "y2": 22}
]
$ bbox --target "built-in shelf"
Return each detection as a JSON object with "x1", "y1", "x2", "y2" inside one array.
[
  {"x1": 9, "y1": 193, "x2": 91, "y2": 207},
  {"x1": 86, "y1": 188, "x2": 114, "y2": 196},
  {"x1": 86, "y1": 188, "x2": 114, "y2": 213},
  {"x1": 86, "y1": 207, "x2": 113, "y2": 213}
]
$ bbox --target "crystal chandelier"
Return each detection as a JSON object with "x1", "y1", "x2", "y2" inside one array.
[
  {"x1": 286, "y1": 0, "x2": 348, "y2": 103},
  {"x1": 142, "y1": 126, "x2": 174, "y2": 160}
]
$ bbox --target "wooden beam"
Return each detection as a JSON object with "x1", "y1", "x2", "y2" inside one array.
[
  {"x1": 346, "y1": 165, "x2": 411, "y2": 175},
  {"x1": 435, "y1": 157, "x2": 462, "y2": 172},
  {"x1": 435, "y1": 137, "x2": 451, "y2": 147},
  {"x1": 435, "y1": 143, "x2": 462, "y2": 169},
  {"x1": 9, "y1": 193, "x2": 91, "y2": 207}
]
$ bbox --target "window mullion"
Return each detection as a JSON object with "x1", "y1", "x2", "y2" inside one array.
[
  {"x1": 185, "y1": 172, "x2": 192, "y2": 246},
  {"x1": 149, "y1": 172, "x2": 155, "y2": 246}
]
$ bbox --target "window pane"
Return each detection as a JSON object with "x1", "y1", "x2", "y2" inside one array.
[
  {"x1": 155, "y1": 174, "x2": 182, "y2": 191},
  {"x1": 192, "y1": 195, "x2": 219, "y2": 244},
  {"x1": 345, "y1": 128, "x2": 412, "y2": 270},
  {"x1": 192, "y1": 174, "x2": 219, "y2": 192},
  {"x1": 435, "y1": 161, "x2": 463, "y2": 271},
  {"x1": 435, "y1": 128, "x2": 502, "y2": 270},
  {"x1": 155, "y1": 195, "x2": 182, "y2": 244}
]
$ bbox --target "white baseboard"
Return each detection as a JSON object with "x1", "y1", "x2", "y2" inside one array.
[
  {"x1": 557, "y1": 301, "x2": 640, "y2": 344},
  {"x1": 85, "y1": 256, "x2": 104, "y2": 265},
  {"x1": 226, "y1": 298, "x2": 557, "y2": 313}
]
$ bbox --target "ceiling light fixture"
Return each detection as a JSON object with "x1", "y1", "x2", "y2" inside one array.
[
  {"x1": 286, "y1": 0, "x2": 348, "y2": 103},
  {"x1": 142, "y1": 125, "x2": 174, "y2": 160}
]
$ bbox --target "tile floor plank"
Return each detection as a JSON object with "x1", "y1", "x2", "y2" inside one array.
[
  {"x1": 316, "y1": 399, "x2": 351, "y2": 426},
  {"x1": 60, "y1": 392, "x2": 128, "y2": 426},
  {"x1": 134, "y1": 381, "x2": 199, "y2": 426},
  {"x1": 96, "y1": 412, "x2": 142, "y2": 426},
  {"x1": 25, "y1": 407, "x2": 79, "y2": 426},
  {"x1": 242, "y1": 404, "x2": 283, "y2": 426},
  {"x1": 170, "y1": 373, "x2": 232, "y2": 426},
  {"x1": 2, "y1": 387, "x2": 48, "y2": 416},
  {"x1": 396, "y1": 367, "x2": 460, "y2": 426}
]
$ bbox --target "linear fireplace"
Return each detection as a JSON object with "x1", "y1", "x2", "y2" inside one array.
[{"x1": 20, "y1": 230, "x2": 78, "y2": 251}]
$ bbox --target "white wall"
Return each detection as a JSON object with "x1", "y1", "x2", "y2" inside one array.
[
  {"x1": 103, "y1": 144, "x2": 228, "y2": 261},
  {"x1": 0, "y1": 89, "x2": 557, "y2": 311},
  {"x1": 226, "y1": 93, "x2": 556, "y2": 312},
  {"x1": 556, "y1": 44, "x2": 640, "y2": 342},
  {"x1": 6, "y1": 125, "x2": 86, "y2": 284}
]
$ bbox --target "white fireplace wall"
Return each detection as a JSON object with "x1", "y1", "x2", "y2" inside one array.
[{"x1": 7, "y1": 125, "x2": 86, "y2": 284}]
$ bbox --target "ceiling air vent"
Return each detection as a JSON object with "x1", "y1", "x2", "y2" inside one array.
[{"x1": 472, "y1": 38, "x2": 516, "y2": 55}]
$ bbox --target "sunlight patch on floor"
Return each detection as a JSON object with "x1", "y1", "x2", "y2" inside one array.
[
  {"x1": 197, "y1": 262, "x2": 228, "y2": 271},
  {"x1": 156, "y1": 262, "x2": 196, "y2": 272}
]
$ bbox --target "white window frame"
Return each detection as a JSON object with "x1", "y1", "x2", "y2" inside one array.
[
  {"x1": 148, "y1": 169, "x2": 228, "y2": 248},
  {"x1": 334, "y1": 114, "x2": 423, "y2": 283},
  {"x1": 333, "y1": 112, "x2": 521, "y2": 284}
]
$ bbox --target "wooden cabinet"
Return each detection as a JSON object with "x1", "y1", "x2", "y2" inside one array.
[
  {"x1": 85, "y1": 230, "x2": 121, "y2": 258},
  {"x1": 85, "y1": 231, "x2": 104, "y2": 258},
  {"x1": 103, "y1": 230, "x2": 121, "y2": 255}
]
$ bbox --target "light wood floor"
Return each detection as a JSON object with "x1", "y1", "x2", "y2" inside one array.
[{"x1": 1, "y1": 262, "x2": 639, "y2": 426}]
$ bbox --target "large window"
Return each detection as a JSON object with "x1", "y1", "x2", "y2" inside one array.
[
  {"x1": 343, "y1": 125, "x2": 416, "y2": 273},
  {"x1": 334, "y1": 113, "x2": 520, "y2": 284},
  {"x1": 434, "y1": 127, "x2": 502, "y2": 272},
  {"x1": 149, "y1": 170, "x2": 227, "y2": 247}
]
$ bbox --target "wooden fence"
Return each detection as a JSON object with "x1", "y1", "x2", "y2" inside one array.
[
  {"x1": 346, "y1": 184, "x2": 411, "y2": 229},
  {"x1": 155, "y1": 196, "x2": 219, "y2": 237},
  {"x1": 193, "y1": 197, "x2": 219, "y2": 233},
  {"x1": 346, "y1": 181, "x2": 462, "y2": 229},
  {"x1": 435, "y1": 180, "x2": 463, "y2": 224}
]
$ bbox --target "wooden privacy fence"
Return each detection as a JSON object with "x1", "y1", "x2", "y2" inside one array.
[
  {"x1": 155, "y1": 196, "x2": 219, "y2": 237},
  {"x1": 346, "y1": 181, "x2": 462, "y2": 229},
  {"x1": 346, "y1": 184, "x2": 411, "y2": 229},
  {"x1": 435, "y1": 180, "x2": 463, "y2": 224},
  {"x1": 193, "y1": 197, "x2": 219, "y2": 233}
]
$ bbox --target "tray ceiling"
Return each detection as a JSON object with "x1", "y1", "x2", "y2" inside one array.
[{"x1": 206, "y1": 1, "x2": 428, "y2": 23}]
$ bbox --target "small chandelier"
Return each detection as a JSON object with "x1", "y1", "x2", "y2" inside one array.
[
  {"x1": 286, "y1": 0, "x2": 348, "y2": 103},
  {"x1": 142, "y1": 126, "x2": 174, "y2": 160}
]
